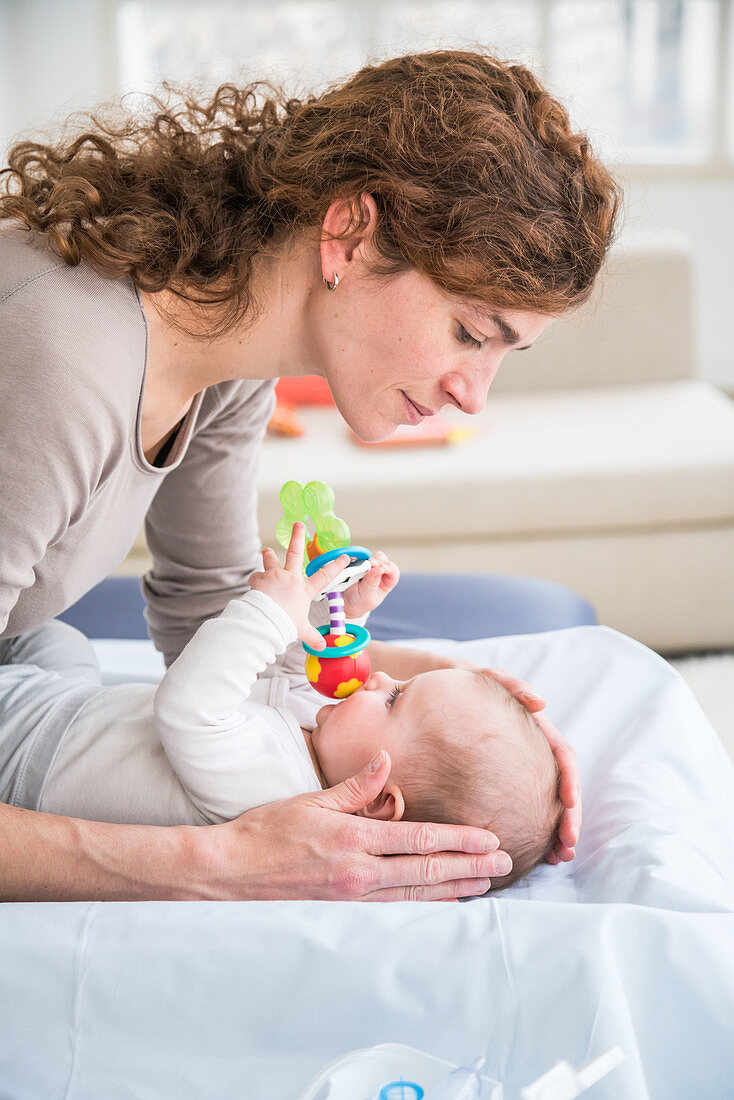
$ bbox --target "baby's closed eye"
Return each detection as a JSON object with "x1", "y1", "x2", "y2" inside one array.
[{"x1": 385, "y1": 686, "x2": 402, "y2": 708}]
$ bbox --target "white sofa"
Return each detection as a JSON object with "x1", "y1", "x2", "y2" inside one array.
[{"x1": 254, "y1": 235, "x2": 734, "y2": 654}]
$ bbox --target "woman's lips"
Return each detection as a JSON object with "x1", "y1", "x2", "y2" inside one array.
[{"x1": 400, "y1": 391, "x2": 434, "y2": 424}]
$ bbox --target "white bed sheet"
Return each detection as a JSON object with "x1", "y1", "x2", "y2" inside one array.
[{"x1": 1, "y1": 626, "x2": 733, "y2": 1098}]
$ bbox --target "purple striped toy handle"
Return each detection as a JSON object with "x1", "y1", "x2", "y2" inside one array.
[{"x1": 327, "y1": 590, "x2": 347, "y2": 636}]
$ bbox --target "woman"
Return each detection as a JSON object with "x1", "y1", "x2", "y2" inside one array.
[{"x1": 0, "y1": 49, "x2": 619, "y2": 901}]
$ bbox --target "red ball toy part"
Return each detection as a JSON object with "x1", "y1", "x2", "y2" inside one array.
[{"x1": 305, "y1": 633, "x2": 371, "y2": 699}]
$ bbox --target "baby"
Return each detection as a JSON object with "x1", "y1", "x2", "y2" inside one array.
[{"x1": 0, "y1": 524, "x2": 562, "y2": 889}]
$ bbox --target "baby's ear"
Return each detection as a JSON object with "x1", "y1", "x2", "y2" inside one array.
[{"x1": 357, "y1": 781, "x2": 405, "y2": 821}]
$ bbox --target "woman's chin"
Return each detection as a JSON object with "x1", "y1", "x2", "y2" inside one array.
[
  {"x1": 332, "y1": 395, "x2": 397, "y2": 443},
  {"x1": 347, "y1": 416, "x2": 397, "y2": 444}
]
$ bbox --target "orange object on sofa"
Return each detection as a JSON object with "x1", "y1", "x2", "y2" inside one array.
[{"x1": 275, "y1": 376, "x2": 334, "y2": 406}]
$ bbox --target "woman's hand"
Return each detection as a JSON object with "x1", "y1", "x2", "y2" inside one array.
[
  {"x1": 342, "y1": 550, "x2": 400, "y2": 620},
  {"x1": 530, "y1": 707, "x2": 582, "y2": 864},
  {"x1": 480, "y1": 665, "x2": 581, "y2": 863},
  {"x1": 202, "y1": 750, "x2": 513, "y2": 900},
  {"x1": 249, "y1": 522, "x2": 349, "y2": 650}
]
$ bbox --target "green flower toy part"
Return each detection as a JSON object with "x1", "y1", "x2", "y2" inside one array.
[
  {"x1": 277, "y1": 479, "x2": 372, "y2": 699},
  {"x1": 277, "y1": 480, "x2": 351, "y2": 564}
]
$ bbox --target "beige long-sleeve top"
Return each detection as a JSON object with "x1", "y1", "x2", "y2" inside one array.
[{"x1": 0, "y1": 221, "x2": 275, "y2": 665}]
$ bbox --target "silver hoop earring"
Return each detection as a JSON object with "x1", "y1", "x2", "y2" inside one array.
[{"x1": 323, "y1": 272, "x2": 339, "y2": 291}]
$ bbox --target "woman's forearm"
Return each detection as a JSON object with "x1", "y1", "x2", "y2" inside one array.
[
  {"x1": 0, "y1": 802, "x2": 209, "y2": 902},
  {"x1": 367, "y1": 638, "x2": 468, "y2": 680},
  {"x1": 0, "y1": 761, "x2": 512, "y2": 902}
]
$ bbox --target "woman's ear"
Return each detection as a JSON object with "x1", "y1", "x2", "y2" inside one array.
[
  {"x1": 357, "y1": 780, "x2": 405, "y2": 821},
  {"x1": 320, "y1": 193, "x2": 378, "y2": 270}
]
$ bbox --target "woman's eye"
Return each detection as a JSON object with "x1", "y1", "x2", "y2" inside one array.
[
  {"x1": 456, "y1": 324, "x2": 482, "y2": 350},
  {"x1": 385, "y1": 685, "x2": 402, "y2": 708}
]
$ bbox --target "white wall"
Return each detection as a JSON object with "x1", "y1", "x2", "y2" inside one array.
[
  {"x1": 620, "y1": 171, "x2": 734, "y2": 388},
  {"x1": 1, "y1": 0, "x2": 732, "y2": 388}
]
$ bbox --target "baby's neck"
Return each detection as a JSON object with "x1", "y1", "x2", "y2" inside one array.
[{"x1": 301, "y1": 727, "x2": 327, "y2": 789}]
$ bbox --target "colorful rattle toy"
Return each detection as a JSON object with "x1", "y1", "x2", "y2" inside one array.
[{"x1": 277, "y1": 480, "x2": 372, "y2": 699}]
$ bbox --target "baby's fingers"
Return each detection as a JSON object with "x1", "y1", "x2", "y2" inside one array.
[
  {"x1": 365, "y1": 553, "x2": 399, "y2": 589},
  {"x1": 303, "y1": 625, "x2": 327, "y2": 651},
  {"x1": 284, "y1": 521, "x2": 307, "y2": 572},
  {"x1": 379, "y1": 559, "x2": 400, "y2": 591},
  {"x1": 260, "y1": 547, "x2": 280, "y2": 570},
  {"x1": 362, "y1": 561, "x2": 384, "y2": 587},
  {"x1": 306, "y1": 553, "x2": 350, "y2": 597}
]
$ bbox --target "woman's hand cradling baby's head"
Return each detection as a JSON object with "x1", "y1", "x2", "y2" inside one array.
[
  {"x1": 479, "y1": 666, "x2": 581, "y2": 863},
  {"x1": 249, "y1": 522, "x2": 349, "y2": 650}
]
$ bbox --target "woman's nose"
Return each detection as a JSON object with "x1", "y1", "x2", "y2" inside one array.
[{"x1": 442, "y1": 361, "x2": 501, "y2": 414}]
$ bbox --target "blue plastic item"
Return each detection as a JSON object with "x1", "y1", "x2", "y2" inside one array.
[
  {"x1": 379, "y1": 1082, "x2": 424, "y2": 1099},
  {"x1": 302, "y1": 622, "x2": 371, "y2": 658},
  {"x1": 304, "y1": 545, "x2": 371, "y2": 575}
]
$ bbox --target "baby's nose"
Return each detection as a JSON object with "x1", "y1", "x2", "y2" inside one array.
[{"x1": 365, "y1": 671, "x2": 392, "y2": 691}]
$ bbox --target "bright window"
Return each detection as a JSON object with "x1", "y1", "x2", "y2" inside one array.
[
  {"x1": 116, "y1": 0, "x2": 734, "y2": 167},
  {"x1": 548, "y1": 0, "x2": 720, "y2": 162}
]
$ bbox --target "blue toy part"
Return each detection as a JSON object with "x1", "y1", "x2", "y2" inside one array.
[
  {"x1": 302, "y1": 622, "x2": 371, "y2": 658},
  {"x1": 305, "y1": 546, "x2": 371, "y2": 575},
  {"x1": 379, "y1": 1083, "x2": 425, "y2": 1100},
  {"x1": 306, "y1": 545, "x2": 372, "y2": 596}
]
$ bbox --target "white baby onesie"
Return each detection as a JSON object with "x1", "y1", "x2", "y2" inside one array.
[{"x1": 41, "y1": 591, "x2": 339, "y2": 826}]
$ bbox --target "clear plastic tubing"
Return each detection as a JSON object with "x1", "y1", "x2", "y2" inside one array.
[{"x1": 421, "y1": 1057, "x2": 486, "y2": 1099}]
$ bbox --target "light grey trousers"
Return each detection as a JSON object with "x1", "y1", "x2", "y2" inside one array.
[
  {"x1": 0, "y1": 620, "x2": 102, "y2": 809},
  {"x1": 0, "y1": 621, "x2": 206, "y2": 825}
]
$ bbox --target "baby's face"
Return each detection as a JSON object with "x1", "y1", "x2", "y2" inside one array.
[{"x1": 311, "y1": 667, "x2": 480, "y2": 787}]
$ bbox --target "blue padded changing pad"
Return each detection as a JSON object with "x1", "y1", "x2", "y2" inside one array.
[{"x1": 59, "y1": 572, "x2": 596, "y2": 641}]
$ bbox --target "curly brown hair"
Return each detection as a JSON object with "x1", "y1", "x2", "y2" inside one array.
[{"x1": 0, "y1": 49, "x2": 621, "y2": 339}]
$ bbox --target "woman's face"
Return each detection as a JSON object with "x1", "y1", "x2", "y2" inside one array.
[{"x1": 308, "y1": 264, "x2": 555, "y2": 443}]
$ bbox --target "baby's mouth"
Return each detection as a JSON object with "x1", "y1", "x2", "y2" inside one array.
[{"x1": 315, "y1": 704, "x2": 331, "y2": 727}]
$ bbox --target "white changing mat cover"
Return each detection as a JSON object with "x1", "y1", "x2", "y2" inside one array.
[{"x1": 1, "y1": 626, "x2": 733, "y2": 1098}]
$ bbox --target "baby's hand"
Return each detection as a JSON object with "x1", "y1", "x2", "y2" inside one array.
[
  {"x1": 250, "y1": 523, "x2": 349, "y2": 650},
  {"x1": 342, "y1": 551, "x2": 400, "y2": 619}
]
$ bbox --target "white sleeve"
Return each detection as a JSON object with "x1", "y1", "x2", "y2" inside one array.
[
  {"x1": 153, "y1": 589, "x2": 301, "y2": 822},
  {"x1": 264, "y1": 598, "x2": 331, "y2": 687}
]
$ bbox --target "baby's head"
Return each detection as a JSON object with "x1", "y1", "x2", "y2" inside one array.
[{"x1": 312, "y1": 668, "x2": 563, "y2": 888}]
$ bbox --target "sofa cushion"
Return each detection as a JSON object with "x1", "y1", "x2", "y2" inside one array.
[
  {"x1": 490, "y1": 234, "x2": 695, "y2": 393},
  {"x1": 257, "y1": 380, "x2": 734, "y2": 544}
]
